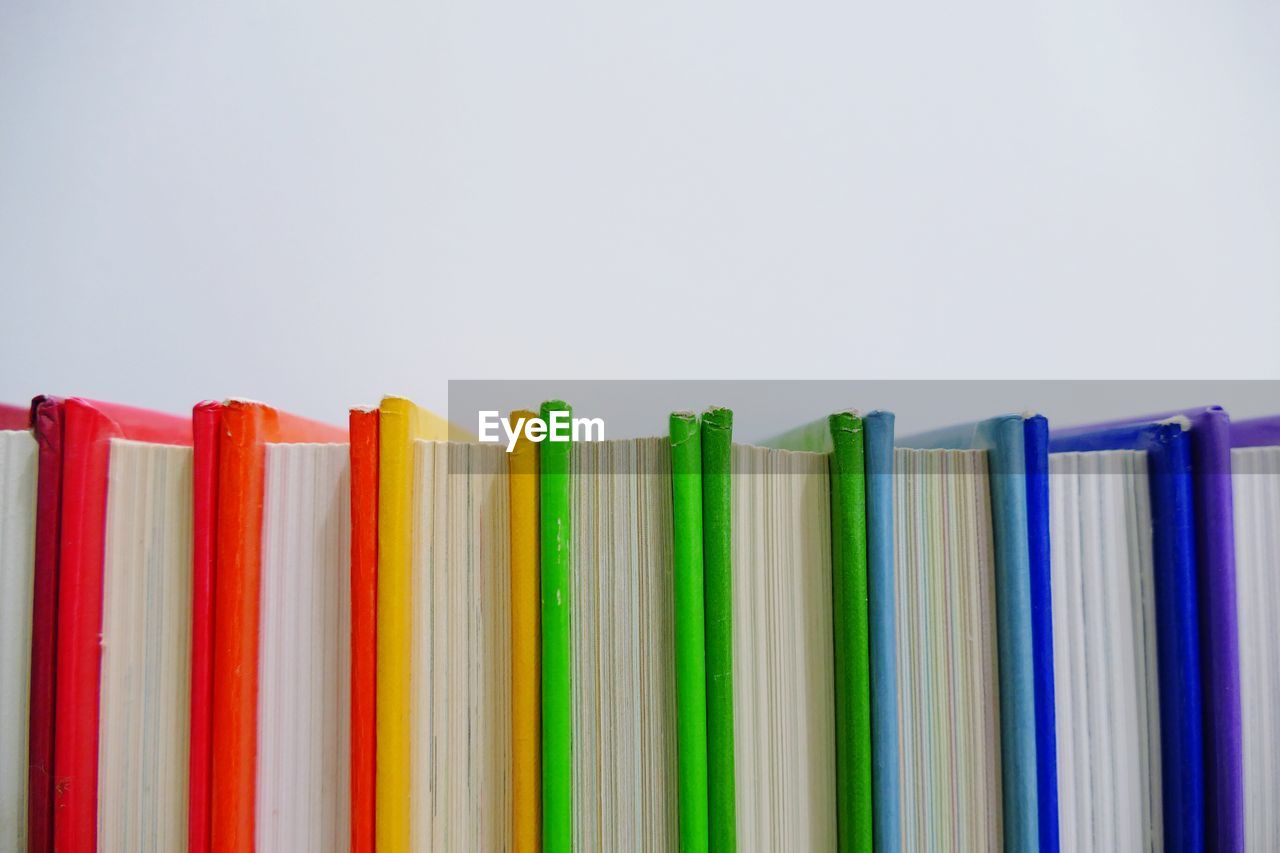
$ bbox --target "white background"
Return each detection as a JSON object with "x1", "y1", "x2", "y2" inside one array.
[{"x1": 2, "y1": 0, "x2": 1277, "y2": 427}]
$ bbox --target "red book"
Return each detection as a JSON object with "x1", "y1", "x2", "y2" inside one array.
[
  {"x1": 51, "y1": 399, "x2": 191, "y2": 853},
  {"x1": 27, "y1": 397, "x2": 63, "y2": 853},
  {"x1": 187, "y1": 402, "x2": 222, "y2": 853},
  {"x1": 197, "y1": 401, "x2": 345, "y2": 853},
  {"x1": 348, "y1": 407, "x2": 378, "y2": 853}
]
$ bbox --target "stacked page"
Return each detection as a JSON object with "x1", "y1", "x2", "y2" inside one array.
[
  {"x1": 1049, "y1": 450, "x2": 1163, "y2": 851},
  {"x1": 1231, "y1": 431, "x2": 1280, "y2": 849},
  {"x1": 0, "y1": 428, "x2": 37, "y2": 851},
  {"x1": 893, "y1": 447, "x2": 1003, "y2": 850}
]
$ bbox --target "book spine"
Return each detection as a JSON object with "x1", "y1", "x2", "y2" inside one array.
[
  {"x1": 863, "y1": 412, "x2": 900, "y2": 853},
  {"x1": 670, "y1": 413, "x2": 711, "y2": 853},
  {"x1": 210, "y1": 402, "x2": 268, "y2": 853},
  {"x1": 540, "y1": 401, "x2": 573, "y2": 851},
  {"x1": 375, "y1": 398, "x2": 415, "y2": 851},
  {"x1": 700, "y1": 407, "x2": 736, "y2": 852},
  {"x1": 509, "y1": 410, "x2": 542, "y2": 853},
  {"x1": 349, "y1": 409, "x2": 378, "y2": 853},
  {"x1": 828, "y1": 413, "x2": 873, "y2": 853},
  {"x1": 189, "y1": 402, "x2": 222, "y2": 853},
  {"x1": 28, "y1": 397, "x2": 63, "y2": 853},
  {"x1": 52, "y1": 400, "x2": 115, "y2": 853},
  {"x1": 1023, "y1": 415, "x2": 1060, "y2": 853}
]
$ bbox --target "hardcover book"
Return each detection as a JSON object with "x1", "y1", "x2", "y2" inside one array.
[
  {"x1": 193, "y1": 400, "x2": 346, "y2": 853},
  {"x1": 51, "y1": 399, "x2": 193, "y2": 852}
]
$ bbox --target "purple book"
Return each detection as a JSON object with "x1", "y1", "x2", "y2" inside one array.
[{"x1": 1054, "y1": 406, "x2": 1242, "y2": 852}]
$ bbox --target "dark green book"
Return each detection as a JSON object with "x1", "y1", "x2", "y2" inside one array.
[{"x1": 767, "y1": 412, "x2": 874, "y2": 853}]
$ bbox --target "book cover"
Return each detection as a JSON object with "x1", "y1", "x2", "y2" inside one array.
[
  {"x1": 52, "y1": 399, "x2": 192, "y2": 852},
  {"x1": 374, "y1": 397, "x2": 451, "y2": 851},
  {"x1": 1051, "y1": 419, "x2": 1206, "y2": 851},
  {"x1": 348, "y1": 407, "x2": 378, "y2": 853},
  {"x1": 508, "y1": 409, "x2": 542, "y2": 853},
  {"x1": 900, "y1": 415, "x2": 1046, "y2": 851},
  {"x1": 669, "y1": 412, "x2": 710, "y2": 853},
  {"x1": 1056, "y1": 406, "x2": 1241, "y2": 850},
  {"x1": 201, "y1": 400, "x2": 346, "y2": 853}
]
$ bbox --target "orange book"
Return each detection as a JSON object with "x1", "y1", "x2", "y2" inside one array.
[
  {"x1": 202, "y1": 401, "x2": 346, "y2": 853},
  {"x1": 348, "y1": 407, "x2": 379, "y2": 853}
]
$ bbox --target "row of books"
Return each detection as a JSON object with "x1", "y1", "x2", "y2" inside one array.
[{"x1": 0, "y1": 396, "x2": 1277, "y2": 852}]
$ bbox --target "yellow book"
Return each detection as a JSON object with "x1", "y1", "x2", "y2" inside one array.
[
  {"x1": 376, "y1": 397, "x2": 451, "y2": 852},
  {"x1": 508, "y1": 411, "x2": 541, "y2": 852}
]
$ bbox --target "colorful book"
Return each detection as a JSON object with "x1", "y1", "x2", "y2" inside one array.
[
  {"x1": 540, "y1": 401, "x2": 573, "y2": 851},
  {"x1": 196, "y1": 400, "x2": 346, "y2": 853},
  {"x1": 863, "y1": 412, "x2": 900, "y2": 853},
  {"x1": 1050, "y1": 417, "x2": 1206, "y2": 851},
  {"x1": 1055, "y1": 406, "x2": 1241, "y2": 851},
  {"x1": 702, "y1": 408, "x2": 838, "y2": 851},
  {"x1": 700, "y1": 407, "x2": 735, "y2": 853},
  {"x1": 540, "y1": 401, "x2": 683, "y2": 849},
  {"x1": 348, "y1": 406, "x2": 379, "y2": 853},
  {"x1": 509, "y1": 409, "x2": 542, "y2": 853},
  {"x1": 52, "y1": 399, "x2": 193, "y2": 852},
  {"x1": 1228, "y1": 415, "x2": 1280, "y2": 850},
  {"x1": 371, "y1": 396, "x2": 458, "y2": 850},
  {"x1": 0, "y1": 405, "x2": 37, "y2": 852},
  {"x1": 896, "y1": 415, "x2": 1051, "y2": 852},
  {"x1": 766, "y1": 411, "x2": 874, "y2": 853},
  {"x1": 670, "y1": 412, "x2": 710, "y2": 853}
]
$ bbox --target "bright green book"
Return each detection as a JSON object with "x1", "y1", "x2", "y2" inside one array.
[
  {"x1": 540, "y1": 400, "x2": 573, "y2": 851},
  {"x1": 700, "y1": 408, "x2": 736, "y2": 852},
  {"x1": 670, "y1": 413, "x2": 711, "y2": 853},
  {"x1": 767, "y1": 412, "x2": 874, "y2": 853}
]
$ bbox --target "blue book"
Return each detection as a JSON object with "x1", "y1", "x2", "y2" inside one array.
[
  {"x1": 898, "y1": 415, "x2": 1051, "y2": 853},
  {"x1": 864, "y1": 412, "x2": 900, "y2": 853},
  {"x1": 1050, "y1": 419, "x2": 1206, "y2": 853}
]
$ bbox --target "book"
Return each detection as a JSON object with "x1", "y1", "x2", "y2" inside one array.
[
  {"x1": 508, "y1": 409, "x2": 541, "y2": 852},
  {"x1": 348, "y1": 407, "x2": 378, "y2": 853},
  {"x1": 1229, "y1": 416, "x2": 1280, "y2": 850},
  {"x1": 195, "y1": 400, "x2": 346, "y2": 853},
  {"x1": 28, "y1": 397, "x2": 64, "y2": 853},
  {"x1": 540, "y1": 401, "x2": 573, "y2": 850},
  {"x1": 899, "y1": 415, "x2": 1051, "y2": 851},
  {"x1": 1055, "y1": 406, "x2": 1242, "y2": 849},
  {"x1": 700, "y1": 407, "x2": 735, "y2": 852},
  {"x1": 0, "y1": 417, "x2": 37, "y2": 852},
  {"x1": 373, "y1": 397, "x2": 454, "y2": 851},
  {"x1": 669, "y1": 412, "x2": 710, "y2": 853},
  {"x1": 766, "y1": 411, "x2": 874, "y2": 853},
  {"x1": 864, "y1": 412, "x2": 900, "y2": 853},
  {"x1": 1050, "y1": 418, "x2": 1205, "y2": 851},
  {"x1": 52, "y1": 399, "x2": 193, "y2": 852}
]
